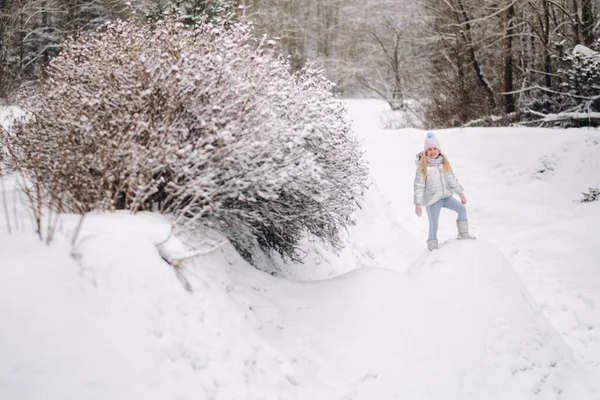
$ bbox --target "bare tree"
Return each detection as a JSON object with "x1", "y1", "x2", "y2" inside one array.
[
  {"x1": 503, "y1": 1, "x2": 516, "y2": 113},
  {"x1": 581, "y1": 0, "x2": 595, "y2": 45}
]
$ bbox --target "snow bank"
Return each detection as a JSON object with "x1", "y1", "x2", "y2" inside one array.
[
  {"x1": 573, "y1": 44, "x2": 599, "y2": 57},
  {"x1": 507, "y1": 213, "x2": 600, "y2": 375},
  {"x1": 0, "y1": 213, "x2": 345, "y2": 400},
  {"x1": 290, "y1": 240, "x2": 599, "y2": 399},
  {"x1": 1, "y1": 215, "x2": 597, "y2": 399}
]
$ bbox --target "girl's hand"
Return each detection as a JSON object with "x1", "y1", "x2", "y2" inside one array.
[
  {"x1": 415, "y1": 204, "x2": 422, "y2": 217},
  {"x1": 459, "y1": 193, "x2": 467, "y2": 204}
]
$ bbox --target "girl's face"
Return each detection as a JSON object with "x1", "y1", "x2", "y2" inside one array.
[{"x1": 426, "y1": 148, "x2": 440, "y2": 158}]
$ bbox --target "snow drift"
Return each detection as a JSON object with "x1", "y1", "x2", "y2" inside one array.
[{"x1": 1, "y1": 213, "x2": 598, "y2": 399}]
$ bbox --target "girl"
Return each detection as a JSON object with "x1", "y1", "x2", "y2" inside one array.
[{"x1": 413, "y1": 132, "x2": 475, "y2": 251}]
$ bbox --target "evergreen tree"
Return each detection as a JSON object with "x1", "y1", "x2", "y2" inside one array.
[
  {"x1": 142, "y1": 0, "x2": 236, "y2": 24},
  {"x1": 523, "y1": 41, "x2": 600, "y2": 127}
]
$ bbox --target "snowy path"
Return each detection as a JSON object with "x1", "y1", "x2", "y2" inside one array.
[{"x1": 346, "y1": 100, "x2": 600, "y2": 381}]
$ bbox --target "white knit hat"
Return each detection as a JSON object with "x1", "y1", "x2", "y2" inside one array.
[{"x1": 424, "y1": 132, "x2": 441, "y2": 151}]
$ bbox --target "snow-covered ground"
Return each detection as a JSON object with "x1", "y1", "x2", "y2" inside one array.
[
  {"x1": 2, "y1": 100, "x2": 600, "y2": 399},
  {"x1": 0, "y1": 106, "x2": 25, "y2": 132}
]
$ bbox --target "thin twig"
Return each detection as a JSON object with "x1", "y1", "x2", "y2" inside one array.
[
  {"x1": 71, "y1": 213, "x2": 86, "y2": 248},
  {"x1": 0, "y1": 172, "x2": 12, "y2": 234}
]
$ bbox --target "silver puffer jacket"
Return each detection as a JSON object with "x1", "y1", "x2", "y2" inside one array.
[{"x1": 413, "y1": 152, "x2": 463, "y2": 206}]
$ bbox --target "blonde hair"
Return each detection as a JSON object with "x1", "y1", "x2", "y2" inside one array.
[{"x1": 420, "y1": 152, "x2": 451, "y2": 177}]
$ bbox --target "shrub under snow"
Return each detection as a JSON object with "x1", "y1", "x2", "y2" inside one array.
[
  {"x1": 522, "y1": 42, "x2": 600, "y2": 127},
  {"x1": 581, "y1": 188, "x2": 600, "y2": 203},
  {"x1": 4, "y1": 19, "x2": 368, "y2": 262}
]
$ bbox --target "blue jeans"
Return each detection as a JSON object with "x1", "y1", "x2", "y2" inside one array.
[{"x1": 426, "y1": 196, "x2": 467, "y2": 240}]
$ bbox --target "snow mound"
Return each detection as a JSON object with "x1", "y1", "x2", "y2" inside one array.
[
  {"x1": 0, "y1": 214, "x2": 346, "y2": 400},
  {"x1": 291, "y1": 239, "x2": 599, "y2": 399},
  {"x1": 573, "y1": 44, "x2": 599, "y2": 57},
  {"x1": 507, "y1": 213, "x2": 600, "y2": 376},
  {"x1": 1, "y1": 213, "x2": 598, "y2": 399}
]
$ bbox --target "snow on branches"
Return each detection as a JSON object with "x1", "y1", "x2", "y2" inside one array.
[{"x1": 5, "y1": 18, "x2": 368, "y2": 263}]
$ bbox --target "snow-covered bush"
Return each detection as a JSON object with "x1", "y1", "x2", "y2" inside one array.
[
  {"x1": 4, "y1": 18, "x2": 368, "y2": 262},
  {"x1": 581, "y1": 188, "x2": 600, "y2": 203},
  {"x1": 522, "y1": 42, "x2": 600, "y2": 127}
]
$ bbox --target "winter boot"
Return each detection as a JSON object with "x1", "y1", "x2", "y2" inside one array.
[
  {"x1": 427, "y1": 239, "x2": 438, "y2": 251},
  {"x1": 457, "y1": 220, "x2": 476, "y2": 240}
]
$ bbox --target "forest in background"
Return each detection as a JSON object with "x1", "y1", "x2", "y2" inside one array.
[{"x1": 1, "y1": 0, "x2": 599, "y2": 127}]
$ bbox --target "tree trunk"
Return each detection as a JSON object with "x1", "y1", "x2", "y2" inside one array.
[
  {"x1": 41, "y1": 0, "x2": 49, "y2": 68},
  {"x1": 18, "y1": 6, "x2": 24, "y2": 82},
  {"x1": 457, "y1": 48, "x2": 469, "y2": 122},
  {"x1": 456, "y1": 0, "x2": 496, "y2": 110},
  {"x1": 0, "y1": 0, "x2": 4, "y2": 98},
  {"x1": 316, "y1": 0, "x2": 340, "y2": 58},
  {"x1": 571, "y1": 0, "x2": 581, "y2": 45},
  {"x1": 581, "y1": 0, "x2": 594, "y2": 46},
  {"x1": 503, "y1": 2, "x2": 515, "y2": 113},
  {"x1": 543, "y1": 0, "x2": 552, "y2": 88}
]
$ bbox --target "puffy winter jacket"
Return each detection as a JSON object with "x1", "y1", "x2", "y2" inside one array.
[{"x1": 413, "y1": 152, "x2": 463, "y2": 206}]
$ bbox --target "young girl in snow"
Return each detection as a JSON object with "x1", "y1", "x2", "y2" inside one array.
[{"x1": 413, "y1": 132, "x2": 475, "y2": 250}]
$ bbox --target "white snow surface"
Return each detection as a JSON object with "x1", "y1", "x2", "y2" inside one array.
[
  {"x1": 0, "y1": 106, "x2": 25, "y2": 132},
  {"x1": 2, "y1": 101, "x2": 600, "y2": 399},
  {"x1": 573, "y1": 44, "x2": 599, "y2": 57}
]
